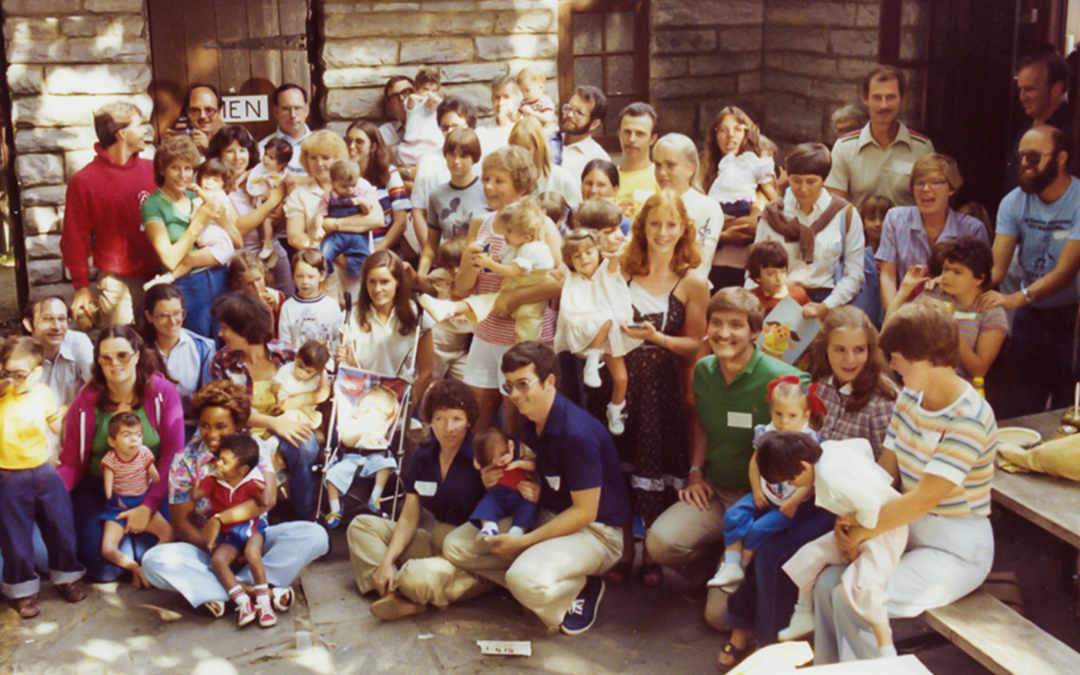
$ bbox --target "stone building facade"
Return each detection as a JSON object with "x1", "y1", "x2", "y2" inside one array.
[{"x1": 2, "y1": 0, "x2": 927, "y2": 301}]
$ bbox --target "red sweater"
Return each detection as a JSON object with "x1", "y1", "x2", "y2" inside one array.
[{"x1": 60, "y1": 144, "x2": 159, "y2": 287}]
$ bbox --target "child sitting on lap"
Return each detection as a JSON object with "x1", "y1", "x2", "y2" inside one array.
[
  {"x1": 100, "y1": 412, "x2": 173, "y2": 588},
  {"x1": 470, "y1": 428, "x2": 538, "y2": 540},
  {"x1": 746, "y1": 241, "x2": 810, "y2": 314},
  {"x1": 314, "y1": 159, "x2": 378, "y2": 279},
  {"x1": 271, "y1": 340, "x2": 331, "y2": 429}
]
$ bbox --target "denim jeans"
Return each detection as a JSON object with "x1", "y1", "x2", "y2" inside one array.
[
  {"x1": 320, "y1": 232, "x2": 370, "y2": 278},
  {"x1": 0, "y1": 464, "x2": 85, "y2": 598},
  {"x1": 71, "y1": 477, "x2": 164, "y2": 583},
  {"x1": 174, "y1": 266, "x2": 228, "y2": 339},
  {"x1": 276, "y1": 432, "x2": 320, "y2": 520}
]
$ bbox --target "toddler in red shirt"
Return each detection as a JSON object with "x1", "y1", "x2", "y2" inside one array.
[
  {"x1": 747, "y1": 241, "x2": 810, "y2": 314},
  {"x1": 469, "y1": 428, "x2": 538, "y2": 540}
]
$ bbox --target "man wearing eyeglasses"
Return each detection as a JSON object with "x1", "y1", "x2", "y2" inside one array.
[
  {"x1": 258, "y1": 83, "x2": 312, "y2": 176},
  {"x1": 166, "y1": 84, "x2": 224, "y2": 156},
  {"x1": 443, "y1": 342, "x2": 630, "y2": 636},
  {"x1": 981, "y1": 125, "x2": 1080, "y2": 417},
  {"x1": 378, "y1": 76, "x2": 415, "y2": 155},
  {"x1": 1005, "y1": 52, "x2": 1073, "y2": 191},
  {"x1": 554, "y1": 86, "x2": 610, "y2": 183},
  {"x1": 21, "y1": 296, "x2": 93, "y2": 412},
  {"x1": 825, "y1": 66, "x2": 934, "y2": 207}
]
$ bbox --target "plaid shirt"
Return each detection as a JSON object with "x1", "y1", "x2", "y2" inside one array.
[
  {"x1": 816, "y1": 376, "x2": 897, "y2": 459},
  {"x1": 168, "y1": 435, "x2": 274, "y2": 529},
  {"x1": 209, "y1": 340, "x2": 296, "y2": 394}
]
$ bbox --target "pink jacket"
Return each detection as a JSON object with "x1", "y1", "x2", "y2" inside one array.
[{"x1": 59, "y1": 372, "x2": 185, "y2": 513}]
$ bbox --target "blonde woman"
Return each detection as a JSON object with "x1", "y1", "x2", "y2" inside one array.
[{"x1": 509, "y1": 116, "x2": 583, "y2": 208}]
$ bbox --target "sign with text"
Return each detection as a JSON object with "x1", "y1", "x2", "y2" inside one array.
[{"x1": 221, "y1": 95, "x2": 269, "y2": 123}]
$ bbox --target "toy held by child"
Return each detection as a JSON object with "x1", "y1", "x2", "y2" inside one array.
[
  {"x1": 314, "y1": 159, "x2": 379, "y2": 279},
  {"x1": 708, "y1": 376, "x2": 825, "y2": 592},
  {"x1": 771, "y1": 434, "x2": 907, "y2": 659},
  {"x1": 418, "y1": 198, "x2": 555, "y2": 343},
  {"x1": 246, "y1": 137, "x2": 293, "y2": 262},
  {"x1": 100, "y1": 412, "x2": 173, "y2": 588},
  {"x1": 470, "y1": 428, "x2": 538, "y2": 540},
  {"x1": 191, "y1": 434, "x2": 275, "y2": 628},
  {"x1": 271, "y1": 340, "x2": 331, "y2": 429},
  {"x1": 395, "y1": 67, "x2": 444, "y2": 169},
  {"x1": 516, "y1": 66, "x2": 557, "y2": 136},
  {"x1": 325, "y1": 385, "x2": 401, "y2": 528},
  {"x1": 554, "y1": 228, "x2": 642, "y2": 435},
  {"x1": 746, "y1": 241, "x2": 811, "y2": 314},
  {"x1": 0, "y1": 337, "x2": 86, "y2": 619},
  {"x1": 279, "y1": 249, "x2": 344, "y2": 351}
]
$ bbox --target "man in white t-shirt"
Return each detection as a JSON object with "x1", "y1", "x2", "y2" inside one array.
[
  {"x1": 478, "y1": 73, "x2": 521, "y2": 156},
  {"x1": 555, "y1": 86, "x2": 611, "y2": 184}
]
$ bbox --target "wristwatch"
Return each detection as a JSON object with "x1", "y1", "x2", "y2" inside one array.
[
  {"x1": 1020, "y1": 285, "x2": 1034, "y2": 304},
  {"x1": 688, "y1": 465, "x2": 704, "y2": 476}
]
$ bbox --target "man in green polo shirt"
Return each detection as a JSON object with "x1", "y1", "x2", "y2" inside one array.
[{"x1": 645, "y1": 287, "x2": 808, "y2": 630}]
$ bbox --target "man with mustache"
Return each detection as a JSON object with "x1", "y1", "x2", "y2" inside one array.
[
  {"x1": 982, "y1": 125, "x2": 1080, "y2": 416},
  {"x1": 1005, "y1": 51, "x2": 1072, "y2": 191},
  {"x1": 22, "y1": 296, "x2": 93, "y2": 413},
  {"x1": 825, "y1": 66, "x2": 934, "y2": 207},
  {"x1": 553, "y1": 85, "x2": 610, "y2": 183}
]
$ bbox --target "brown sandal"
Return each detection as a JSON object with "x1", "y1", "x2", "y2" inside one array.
[
  {"x1": 717, "y1": 640, "x2": 754, "y2": 672},
  {"x1": 605, "y1": 558, "x2": 634, "y2": 585}
]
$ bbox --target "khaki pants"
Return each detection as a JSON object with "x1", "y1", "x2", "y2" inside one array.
[
  {"x1": 347, "y1": 514, "x2": 491, "y2": 608},
  {"x1": 442, "y1": 510, "x2": 623, "y2": 629},
  {"x1": 645, "y1": 485, "x2": 744, "y2": 631},
  {"x1": 97, "y1": 273, "x2": 147, "y2": 327}
]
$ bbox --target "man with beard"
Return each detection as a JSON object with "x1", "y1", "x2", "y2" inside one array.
[
  {"x1": 552, "y1": 86, "x2": 610, "y2": 182},
  {"x1": 1005, "y1": 51, "x2": 1072, "y2": 191},
  {"x1": 982, "y1": 125, "x2": 1080, "y2": 416},
  {"x1": 825, "y1": 66, "x2": 934, "y2": 207},
  {"x1": 21, "y1": 296, "x2": 93, "y2": 413}
]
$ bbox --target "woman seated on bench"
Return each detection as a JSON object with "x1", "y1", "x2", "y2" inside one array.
[{"x1": 812, "y1": 299, "x2": 998, "y2": 664}]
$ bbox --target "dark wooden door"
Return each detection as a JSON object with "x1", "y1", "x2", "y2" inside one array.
[{"x1": 147, "y1": 0, "x2": 313, "y2": 144}]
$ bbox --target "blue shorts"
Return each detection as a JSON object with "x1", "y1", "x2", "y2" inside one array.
[
  {"x1": 219, "y1": 517, "x2": 268, "y2": 551},
  {"x1": 469, "y1": 484, "x2": 538, "y2": 531},
  {"x1": 100, "y1": 493, "x2": 146, "y2": 524}
]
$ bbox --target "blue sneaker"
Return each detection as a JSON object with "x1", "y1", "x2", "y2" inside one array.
[
  {"x1": 560, "y1": 576, "x2": 605, "y2": 635},
  {"x1": 633, "y1": 516, "x2": 646, "y2": 540}
]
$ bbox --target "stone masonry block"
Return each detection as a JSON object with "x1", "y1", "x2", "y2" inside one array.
[
  {"x1": 28, "y1": 259, "x2": 64, "y2": 285},
  {"x1": 440, "y1": 62, "x2": 509, "y2": 84},
  {"x1": 494, "y1": 10, "x2": 555, "y2": 34},
  {"x1": 651, "y1": 57, "x2": 688, "y2": 80},
  {"x1": 653, "y1": 29, "x2": 716, "y2": 56},
  {"x1": 476, "y1": 35, "x2": 557, "y2": 61},
  {"x1": 766, "y1": 1, "x2": 858, "y2": 27},
  {"x1": 765, "y1": 96, "x2": 826, "y2": 140},
  {"x1": 738, "y1": 71, "x2": 762, "y2": 94},
  {"x1": 29, "y1": 283, "x2": 76, "y2": 303},
  {"x1": 23, "y1": 206, "x2": 62, "y2": 236},
  {"x1": 8, "y1": 65, "x2": 45, "y2": 95},
  {"x1": 505, "y1": 59, "x2": 557, "y2": 79},
  {"x1": 655, "y1": 0, "x2": 761, "y2": 27},
  {"x1": 16, "y1": 153, "x2": 64, "y2": 187},
  {"x1": 829, "y1": 30, "x2": 878, "y2": 57},
  {"x1": 22, "y1": 184, "x2": 68, "y2": 207},
  {"x1": 60, "y1": 14, "x2": 145, "y2": 38},
  {"x1": 400, "y1": 38, "x2": 476, "y2": 64},
  {"x1": 1, "y1": 0, "x2": 79, "y2": 16},
  {"x1": 838, "y1": 57, "x2": 877, "y2": 80},
  {"x1": 3, "y1": 17, "x2": 61, "y2": 40},
  {"x1": 719, "y1": 28, "x2": 762, "y2": 53},
  {"x1": 65, "y1": 149, "x2": 96, "y2": 180},
  {"x1": 442, "y1": 83, "x2": 494, "y2": 115},
  {"x1": 765, "y1": 72, "x2": 812, "y2": 98},
  {"x1": 46, "y1": 64, "x2": 151, "y2": 94},
  {"x1": 15, "y1": 126, "x2": 98, "y2": 153},
  {"x1": 780, "y1": 53, "x2": 838, "y2": 79},
  {"x1": 653, "y1": 76, "x2": 736, "y2": 101},
  {"x1": 805, "y1": 79, "x2": 861, "y2": 104},
  {"x1": 84, "y1": 0, "x2": 144, "y2": 11},
  {"x1": 325, "y1": 12, "x2": 493, "y2": 39},
  {"x1": 325, "y1": 88, "x2": 384, "y2": 120},
  {"x1": 479, "y1": 1, "x2": 558, "y2": 10},
  {"x1": 689, "y1": 53, "x2": 760, "y2": 78},
  {"x1": 323, "y1": 40, "x2": 399, "y2": 68},
  {"x1": 14, "y1": 94, "x2": 151, "y2": 127},
  {"x1": 371, "y1": 2, "x2": 420, "y2": 10},
  {"x1": 8, "y1": 38, "x2": 150, "y2": 64},
  {"x1": 324, "y1": 3, "x2": 372, "y2": 13},
  {"x1": 766, "y1": 26, "x2": 830, "y2": 53},
  {"x1": 856, "y1": 3, "x2": 880, "y2": 27},
  {"x1": 26, "y1": 235, "x2": 61, "y2": 260},
  {"x1": 323, "y1": 65, "x2": 414, "y2": 89}
]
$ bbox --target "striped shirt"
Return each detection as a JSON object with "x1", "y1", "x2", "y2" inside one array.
[
  {"x1": 883, "y1": 385, "x2": 997, "y2": 517},
  {"x1": 472, "y1": 211, "x2": 556, "y2": 345},
  {"x1": 101, "y1": 445, "x2": 157, "y2": 497},
  {"x1": 924, "y1": 289, "x2": 1008, "y2": 382}
]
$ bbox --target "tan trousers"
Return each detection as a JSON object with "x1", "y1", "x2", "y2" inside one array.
[
  {"x1": 97, "y1": 273, "x2": 146, "y2": 327},
  {"x1": 347, "y1": 514, "x2": 492, "y2": 608},
  {"x1": 441, "y1": 510, "x2": 624, "y2": 629},
  {"x1": 645, "y1": 485, "x2": 745, "y2": 631}
]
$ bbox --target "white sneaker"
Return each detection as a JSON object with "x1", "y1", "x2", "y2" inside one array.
[
  {"x1": 778, "y1": 603, "x2": 815, "y2": 641},
  {"x1": 706, "y1": 561, "x2": 745, "y2": 592},
  {"x1": 477, "y1": 523, "x2": 499, "y2": 539},
  {"x1": 143, "y1": 273, "x2": 175, "y2": 291},
  {"x1": 259, "y1": 241, "x2": 274, "y2": 260},
  {"x1": 236, "y1": 595, "x2": 256, "y2": 627},
  {"x1": 583, "y1": 351, "x2": 602, "y2": 388},
  {"x1": 271, "y1": 587, "x2": 294, "y2": 613},
  {"x1": 418, "y1": 294, "x2": 458, "y2": 323},
  {"x1": 606, "y1": 401, "x2": 626, "y2": 436}
]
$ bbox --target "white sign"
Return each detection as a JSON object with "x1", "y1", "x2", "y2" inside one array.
[{"x1": 221, "y1": 95, "x2": 269, "y2": 123}]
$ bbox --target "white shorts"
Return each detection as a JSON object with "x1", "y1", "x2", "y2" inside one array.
[{"x1": 462, "y1": 337, "x2": 513, "y2": 390}]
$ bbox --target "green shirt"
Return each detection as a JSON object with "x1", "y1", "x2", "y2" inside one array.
[
  {"x1": 140, "y1": 188, "x2": 199, "y2": 270},
  {"x1": 90, "y1": 406, "x2": 161, "y2": 479},
  {"x1": 692, "y1": 350, "x2": 809, "y2": 491}
]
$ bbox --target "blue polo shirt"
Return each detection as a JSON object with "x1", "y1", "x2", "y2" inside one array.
[
  {"x1": 403, "y1": 433, "x2": 486, "y2": 526},
  {"x1": 523, "y1": 393, "x2": 630, "y2": 528}
]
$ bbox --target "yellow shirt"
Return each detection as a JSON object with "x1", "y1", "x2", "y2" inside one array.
[
  {"x1": 0, "y1": 384, "x2": 59, "y2": 470},
  {"x1": 616, "y1": 164, "x2": 660, "y2": 220}
]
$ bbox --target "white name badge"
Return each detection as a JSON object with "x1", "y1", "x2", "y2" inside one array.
[
  {"x1": 954, "y1": 310, "x2": 977, "y2": 321},
  {"x1": 728, "y1": 411, "x2": 754, "y2": 429},
  {"x1": 414, "y1": 481, "x2": 438, "y2": 497},
  {"x1": 887, "y1": 159, "x2": 914, "y2": 175},
  {"x1": 633, "y1": 188, "x2": 655, "y2": 204},
  {"x1": 545, "y1": 475, "x2": 561, "y2": 491},
  {"x1": 1054, "y1": 229, "x2": 1071, "y2": 240}
]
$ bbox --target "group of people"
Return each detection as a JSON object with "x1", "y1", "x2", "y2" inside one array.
[{"x1": 2, "y1": 50, "x2": 1071, "y2": 667}]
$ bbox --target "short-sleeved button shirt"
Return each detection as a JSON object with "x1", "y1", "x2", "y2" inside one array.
[
  {"x1": 825, "y1": 123, "x2": 935, "y2": 207},
  {"x1": 403, "y1": 434, "x2": 486, "y2": 526},
  {"x1": 522, "y1": 393, "x2": 630, "y2": 527},
  {"x1": 169, "y1": 435, "x2": 274, "y2": 529},
  {"x1": 42, "y1": 330, "x2": 94, "y2": 409},
  {"x1": 875, "y1": 207, "x2": 990, "y2": 281}
]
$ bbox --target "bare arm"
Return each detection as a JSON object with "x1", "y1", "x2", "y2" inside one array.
[
  {"x1": 147, "y1": 463, "x2": 161, "y2": 484},
  {"x1": 145, "y1": 218, "x2": 206, "y2": 272},
  {"x1": 104, "y1": 467, "x2": 115, "y2": 500},
  {"x1": 879, "y1": 261, "x2": 899, "y2": 312},
  {"x1": 375, "y1": 207, "x2": 409, "y2": 252},
  {"x1": 989, "y1": 234, "x2": 1017, "y2": 288},
  {"x1": 454, "y1": 216, "x2": 486, "y2": 297},
  {"x1": 235, "y1": 185, "x2": 285, "y2": 236},
  {"x1": 325, "y1": 202, "x2": 386, "y2": 234}
]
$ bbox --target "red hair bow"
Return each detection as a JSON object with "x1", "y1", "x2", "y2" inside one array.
[
  {"x1": 808, "y1": 382, "x2": 828, "y2": 417},
  {"x1": 766, "y1": 376, "x2": 828, "y2": 417},
  {"x1": 766, "y1": 375, "x2": 803, "y2": 400}
]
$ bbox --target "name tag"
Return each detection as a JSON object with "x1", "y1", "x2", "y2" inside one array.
[
  {"x1": 414, "y1": 480, "x2": 437, "y2": 497},
  {"x1": 545, "y1": 475, "x2": 561, "y2": 491},
  {"x1": 887, "y1": 159, "x2": 914, "y2": 175},
  {"x1": 728, "y1": 411, "x2": 754, "y2": 429},
  {"x1": 1054, "y1": 229, "x2": 1071, "y2": 240},
  {"x1": 954, "y1": 310, "x2": 977, "y2": 321},
  {"x1": 633, "y1": 188, "x2": 655, "y2": 204}
]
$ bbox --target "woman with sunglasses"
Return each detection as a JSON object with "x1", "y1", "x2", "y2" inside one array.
[{"x1": 58, "y1": 326, "x2": 185, "y2": 582}]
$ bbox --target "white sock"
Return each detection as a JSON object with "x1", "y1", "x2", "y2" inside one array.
[
  {"x1": 878, "y1": 644, "x2": 897, "y2": 658},
  {"x1": 508, "y1": 526, "x2": 525, "y2": 536},
  {"x1": 723, "y1": 550, "x2": 741, "y2": 565},
  {"x1": 370, "y1": 485, "x2": 384, "y2": 503},
  {"x1": 740, "y1": 555, "x2": 751, "y2": 569},
  {"x1": 797, "y1": 586, "x2": 813, "y2": 606},
  {"x1": 480, "y1": 522, "x2": 499, "y2": 537},
  {"x1": 329, "y1": 498, "x2": 341, "y2": 514}
]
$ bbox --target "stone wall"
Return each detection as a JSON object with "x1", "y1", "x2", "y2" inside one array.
[
  {"x1": 649, "y1": 0, "x2": 764, "y2": 140},
  {"x1": 2, "y1": 0, "x2": 153, "y2": 298},
  {"x1": 320, "y1": 0, "x2": 560, "y2": 135}
]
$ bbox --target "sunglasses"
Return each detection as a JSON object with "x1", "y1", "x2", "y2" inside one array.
[{"x1": 500, "y1": 377, "x2": 539, "y2": 396}]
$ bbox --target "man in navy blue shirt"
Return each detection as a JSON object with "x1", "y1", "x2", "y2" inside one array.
[{"x1": 443, "y1": 342, "x2": 629, "y2": 635}]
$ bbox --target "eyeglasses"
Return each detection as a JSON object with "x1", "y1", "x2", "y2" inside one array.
[
  {"x1": 152, "y1": 310, "x2": 187, "y2": 322},
  {"x1": 500, "y1": 377, "x2": 539, "y2": 396},
  {"x1": 912, "y1": 179, "x2": 948, "y2": 191},
  {"x1": 561, "y1": 104, "x2": 589, "y2": 119},
  {"x1": 0, "y1": 369, "x2": 31, "y2": 382},
  {"x1": 99, "y1": 352, "x2": 135, "y2": 366},
  {"x1": 1017, "y1": 150, "x2": 1053, "y2": 165},
  {"x1": 278, "y1": 106, "x2": 307, "y2": 115},
  {"x1": 390, "y1": 88, "x2": 415, "y2": 102},
  {"x1": 187, "y1": 107, "x2": 218, "y2": 117}
]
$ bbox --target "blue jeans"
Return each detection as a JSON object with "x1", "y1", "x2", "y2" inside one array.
[
  {"x1": 0, "y1": 464, "x2": 85, "y2": 598},
  {"x1": 725, "y1": 505, "x2": 836, "y2": 644},
  {"x1": 321, "y1": 232, "x2": 370, "y2": 277},
  {"x1": 174, "y1": 266, "x2": 228, "y2": 339},
  {"x1": 724, "y1": 493, "x2": 802, "y2": 552},
  {"x1": 470, "y1": 485, "x2": 539, "y2": 531},
  {"x1": 276, "y1": 433, "x2": 320, "y2": 520},
  {"x1": 71, "y1": 477, "x2": 163, "y2": 583},
  {"x1": 1008, "y1": 304, "x2": 1079, "y2": 417}
]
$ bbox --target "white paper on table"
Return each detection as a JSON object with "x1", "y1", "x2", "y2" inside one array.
[
  {"x1": 729, "y1": 641, "x2": 814, "y2": 675},
  {"x1": 476, "y1": 640, "x2": 532, "y2": 657}
]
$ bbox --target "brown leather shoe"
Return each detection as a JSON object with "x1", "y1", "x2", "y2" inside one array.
[
  {"x1": 370, "y1": 592, "x2": 426, "y2": 621},
  {"x1": 13, "y1": 595, "x2": 41, "y2": 619},
  {"x1": 56, "y1": 581, "x2": 87, "y2": 603}
]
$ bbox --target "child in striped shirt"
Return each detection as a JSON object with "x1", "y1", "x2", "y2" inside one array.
[{"x1": 101, "y1": 412, "x2": 173, "y2": 588}]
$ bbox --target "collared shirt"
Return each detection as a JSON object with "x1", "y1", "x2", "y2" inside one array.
[
  {"x1": 343, "y1": 304, "x2": 431, "y2": 378},
  {"x1": 156, "y1": 328, "x2": 214, "y2": 416},
  {"x1": 523, "y1": 393, "x2": 629, "y2": 527},
  {"x1": 816, "y1": 376, "x2": 897, "y2": 460},
  {"x1": 169, "y1": 435, "x2": 273, "y2": 529},
  {"x1": 41, "y1": 330, "x2": 94, "y2": 408},
  {"x1": 692, "y1": 351, "x2": 809, "y2": 491},
  {"x1": 753, "y1": 189, "x2": 866, "y2": 308},
  {"x1": 536, "y1": 165, "x2": 582, "y2": 208},
  {"x1": 259, "y1": 125, "x2": 312, "y2": 176},
  {"x1": 379, "y1": 120, "x2": 405, "y2": 151},
  {"x1": 996, "y1": 176, "x2": 1080, "y2": 308},
  {"x1": 559, "y1": 135, "x2": 610, "y2": 184},
  {"x1": 283, "y1": 182, "x2": 325, "y2": 240},
  {"x1": 875, "y1": 207, "x2": 990, "y2": 281},
  {"x1": 210, "y1": 340, "x2": 296, "y2": 393},
  {"x1": 403, "y1": 433, "x2": 486, "y2": 526},
  {"x1": 825, "y1": 122, "x2": 935, "y2": 206}
]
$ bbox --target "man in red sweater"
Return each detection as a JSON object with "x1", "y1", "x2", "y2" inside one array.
[{"x1": 61, "y1": 102, "x2": 158, "y2": 327}]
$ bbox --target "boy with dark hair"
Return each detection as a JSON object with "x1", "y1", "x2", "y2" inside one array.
[
  {"x1": 468, "y1": 427, "x2": 538, "y2": 539},
  {"x1": 746, "y1": 241, "x2": 810, "y2": 313}
]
